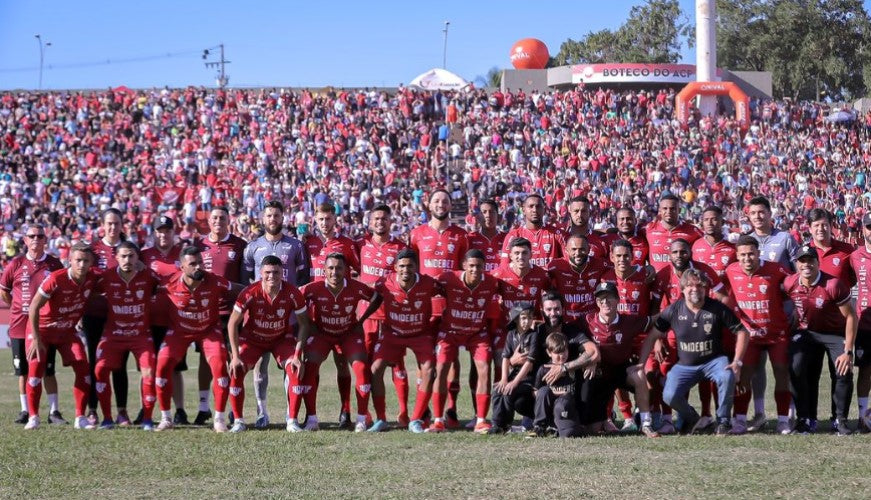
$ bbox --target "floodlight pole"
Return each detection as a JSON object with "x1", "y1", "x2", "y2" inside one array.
[
  {"x1": 35, "y1": 34, "x2": 51, "y2": 90},
  {"x1": 442, "y1": 21, "x2": 450, "y2": 69}
]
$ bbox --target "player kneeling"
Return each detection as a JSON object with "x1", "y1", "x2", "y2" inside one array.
[{"x1": 227, "y1": 255, "x2": 311, "y2": 432}]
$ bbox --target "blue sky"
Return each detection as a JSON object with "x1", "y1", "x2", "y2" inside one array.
[{"x1": 0, "y1": 1, "x2": 863, "y2": 90}]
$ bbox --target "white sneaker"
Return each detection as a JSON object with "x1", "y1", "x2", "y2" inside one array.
[
  {"x1": 74, "y1": 416, "x2": 94, "y2": 430},
  {"x1": 155, "y1": 418, "x2": 174, "y2": 432},
  {"x1": 354, "y1": 420, "x2": 367, "y2": 433},
  {"x1": 657, "y1": 420, "x2": 676, "y2": 435},
  {"x1": 213, "y1": 418, "x2": 229, "y2": 433},
  {"x1": 286, "y1": 419, "x2": 304, "y2": 433},
  {"x1": 303, "y1": 416, "x2": 320, "y2": 431},
  {"x1": 776, "y1": 419, "x2": 792, "y2": 435},
  {"x1": 730, "y1": 418, "x2": 747, "y2": 435},
  {"x1": 24, "y1": 416, "x2": 40, "y2": 430},
  {"x1": 747, "y1": 413, "x2": 767, "y2": 432}
]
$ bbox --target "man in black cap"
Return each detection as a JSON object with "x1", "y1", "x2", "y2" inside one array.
[
  {"x1": 784, "y1": 245, "x2": 856, "y2": 435},
  {"x1": 639, "y1": 268, "x2": 749, "y2": 435}
]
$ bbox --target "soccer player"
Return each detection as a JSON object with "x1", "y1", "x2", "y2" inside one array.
[
  {"x1": 723, "y1": 235, "x2": 792, "y2": 434},
  {"x1": 370, "y1": 249, "x2": 440, "y2": 433},
  {"x1": 303, "y1": 202, "x2": 361, "y2": 427},
  {"x1": 93, "y1": 242, "x2": 161, "y2": 430},
  {"x1": 427, "y1": 250, "x2": 501, "y2": 434},
  {"x1": 784, "y1": 245, "x2": 856, "y2": 435},
  {"x1": 692, "y1": 206, "x2": 737, "y2": 279},
  {"x1": 0, "y1": 224, "x2": 64, "y2": 424},
  {"x1": 547, "y1": 234, "x2": 609, "y2": 323},
  {"x1": 563, "y1": 197, "x2": 611, "y2": 260},
  {"x1": 615, "y1": 207, "x2": 649, "y2": 267},
  {"x1": 847, "y1": 214, "x2": 871, "y2": 433},
  {"x1": 241, "y1": 201, "x2": 306, "y2": 428},
  {"x1": 580, "y1": 282, "x2": 659, "y2": 437},
  {"x1": 227, "y1": 255, "x2": 311, "y2": 433},
  {"x1": 82, "y1": 208, "x2": 127, "y2": 425},
  {"x1": 154, "y1": 246, "x2": 236, "y2": 432},
  {"x1": 24, "y1": 242, "x2": 99, "y2": 430},
  {"x1": 645, "y1": 194, "x2": 702, "y2": 271},
  {"x1": 502, "y1": 194, "x2": 562, "y2": 267},
  {"x1": 639, "y1": 269, "x2": 749, "y2": 436},
  {"x1": 297, "y1": 253, "x2": 382, "y2": 432},
  {"x1": 466, "y1": 199, "x2": 506, "y2": 274}
]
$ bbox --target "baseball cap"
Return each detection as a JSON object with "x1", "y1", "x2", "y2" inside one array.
[
  {"x1": 795, "y1": 245, "x2": 818, "y2": 261},
  {"x1": 593, "y1": 282, "x2": 618, "y2": 298},
  {"x1": 153, "y1": 215, "x2": 174, "y2": 230},
  {"x1": 863, "y1": 213, "x2": 871, "y2": 228}
]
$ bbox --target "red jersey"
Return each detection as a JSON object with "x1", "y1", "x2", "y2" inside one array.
[
  {"x1": 84, "y1": 238, "x2": 121, "y2": 317},
  {"x1": 356, "y1": 235, "x2": 407, "y2": 286},
  {"x1": 848, "y1": 245, "x2": 871, "y2": 331},
  {"x1": 409, "y1": 224, "x2": 468, "y2": 277},
  {"x1": 303, "y1": 234, "x2": 360, "y2": 281},
  {"x1": 644, "y1": 220, "x2": 703, "y2": 271},
  {"x1": 160, "y1": 271, "x2": 231, "y2": 337},
  {"x1": 194, "y1": 233, "x2": 247, "y2": 314},
  {"x1": 233, "y1": 281, "x2": 306, "y2": 344},
  {"x1": 437, "y1": 271, "x2": 501, "y2": 336},
  {"x1": 141, "y1": 243, "x2": 185, "y2": 327},
  {"x1": 36, "y1": 269, "x2": 99, "y2": 336},
  {"x1": 375, "y1": 273, "x2": 440, "y2": 337},
  {"x1": 583, "y1": 312, "x2": 651, "y2": 367},
  {"x1": 601, "y1": 266, "x2": 660, "y2": 316},
  {"x1": 784, "y1": 272, "x2": 851, "y2": 334},
  {"x1": 0, "y1": 254, "x2": 63, "y2": 338},
  {"x1": 98, "y1": 267, "x2": 161, "y2": 339},
  {"x1": 546, "y1": 257, "x2": 609, "y2": 322},
  {"x1": 492, "y1": 264, "x2": 551, "y2": 315},
  {"x1": 502, "y1": 225, "x2": 563, "y2": 267},
  {"x1": 467, "y1": 231, "x2": 507, "y2": 273},
  {"x1": 618, "y1": 228, "x2": 650, "y2": 267},
  {"x1": 561, "y1": 228, "x2": 611, "y2": 261},
  {"x1": 723, "y1": 261, "x2": 790, "y2": 343},
  {"x1": 691, "y1": 237, "x2": 737, "y2": 278},
  {"x1": 656, "y1": 261, "x2": 723, "y2": 306},
  {"x1": 810, "y1": 239, "x2": 856, "y2": 287},
  {"x1": 301, "y1": 279, "x2": 376, "y2": 335}
]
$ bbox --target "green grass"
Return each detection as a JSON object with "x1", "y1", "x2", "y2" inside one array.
[{"x1": 1, "y1": 349, "x2": 869, "y2": 498}]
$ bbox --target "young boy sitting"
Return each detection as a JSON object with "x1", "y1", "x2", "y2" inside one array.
[
  {"x1": 531, "y1": 332, "x2": 583, "y2": 438},
  {"x1": 490, "y1": 306, "x2": 536, "y2": 433}
]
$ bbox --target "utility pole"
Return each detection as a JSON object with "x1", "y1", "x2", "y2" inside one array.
[
  {"x1": 35, "y1": 34, "x2": 51, "y2": 90},
  {"x1": 442, "y1": 21, "x2": 450, "y2": 69},
  {"x1": 203, "y1": 43, "x2": 230, "y2": 88}
]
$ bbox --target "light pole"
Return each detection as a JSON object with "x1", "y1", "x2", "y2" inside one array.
[
  {"x1": 35, "y1": 34, "x2": 51, "y2": 90},
  {"x1": 442, "y1": 21, "x2": 450, "y2": 69}
]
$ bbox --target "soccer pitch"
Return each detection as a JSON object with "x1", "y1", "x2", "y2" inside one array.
[{"x1": 1, "y1": 349, "x2": 869, "y2": 498}]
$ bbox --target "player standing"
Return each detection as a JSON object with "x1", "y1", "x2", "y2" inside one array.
[
  {"x1": 502, "y1": 194, "x2": 562, "y2": 267},
  {"x1": 645, "y1": 194, "x2": 702, "y2": 271},
  {"x1": 847, "y1": 214, "x2": 871, "y2": 433},
  {"x1": 547, "y1": 235, "x2": 609, "y2": 323}
]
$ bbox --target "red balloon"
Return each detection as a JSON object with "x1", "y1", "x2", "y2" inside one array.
[{"x1": 510, "y1": 38, "x2": 549, "y2": 69}]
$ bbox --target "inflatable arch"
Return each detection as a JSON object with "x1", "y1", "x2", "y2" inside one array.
[{"x1": 675, "y1": 81, "x2": 750, "y2": 128}]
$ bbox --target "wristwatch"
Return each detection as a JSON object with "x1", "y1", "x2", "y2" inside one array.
[{"x1": 845, "y1": 350, "x2": 855, "y2": 358}]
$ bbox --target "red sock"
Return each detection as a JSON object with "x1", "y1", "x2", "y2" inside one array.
[
  {"x1": 209, "y1": 360, "x2": 229, "y2": 413},
  {"x1": 71, "y1": 360, "x2": 90, "y2": 417},
  {"x1": 734, "y1": 390, "x2": 751, "y2": 415},
  {"x1": 475, "y1": 393, "x2": 490, "y2": 420},
  {"x1": 699, "y1": 380, "x2": 712, "y2": 417},
  {"x1": 392, "y1": 364, "x2": 409, "y2": 416},
  {"x1": 229, "y1": 373, "x2": 245, "y2": 420},
  {"x1": 95, "y1": 363, "x2": 114, "y2": 421},
  {"x1": 433, "y1": 391, "x2": 446, "y2": 419},
  {"x1": 337, "y1": 374, "x2": 352, "y2": 413},
  {"x1": 26, "y1": 358, "x2": 44, "y2": 417},
  {"x1": 155, "y1": 351, "x2": 175, "y2": 412},
  {"x1": 447, "y1": 381, "x2": 460, "y2": 412},
  {"x1": 411, "y1": 390, "x2": 432, "y2": 421},
  {"x1": 301, "y1": 362, "x2": 320, "y2": 417},
  {"x1": 774, "y1": 390, "x2": 791, "y2": 417},
  {"x1": 351, "y1": 360, "x2": 371, "y2": 416},
  {"x1": 141, "y1": 375, "x2": 156, "y2": 421}
]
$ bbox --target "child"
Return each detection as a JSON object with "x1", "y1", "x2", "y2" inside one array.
[
  {"x1": 490, "y1": 306, "x2": 536, "y2": 433},
  {"x1": 531, "y1": 332, "x2": 583, "y2": 438}
]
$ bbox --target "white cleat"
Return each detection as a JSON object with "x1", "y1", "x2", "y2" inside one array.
[
  {"x1": 155, "y1": 418, "x2": 174, "y2": 432},
  {"x1": 354, "y1": 421, "x2": 367, "y2": 433},
  {"x1": 74, "y1": 416, "x2": 94, "y2": 430},
  {"x1": 213, "y1": 418, "x2": 229, "y2": 433},
  {"x1": 24, "y1": 416, "x2": 40, "y2": 430},
  {"x1": 776, "y1": 420, "x2": 792, "y2": 435},
  {"x1": 286, "y1": 419, "x2": 304, "y2": 433}
]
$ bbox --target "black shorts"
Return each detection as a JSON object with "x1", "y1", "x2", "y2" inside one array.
[
  {"x1": 151, "y1": 325, "x2": 188, "y2": 372},
  {"x1": 11, "y1": 338, "x2": 57, "y2": 377},
  {"x1": 856, "y1": 329, "x2": 871, "y2": 368}
]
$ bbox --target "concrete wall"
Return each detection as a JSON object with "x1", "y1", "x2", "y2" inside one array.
[
  {"x1": 499, "y1": 69, "x2": 548, "y2": 93},
  {"x1": 725, "y1": 71, "x2": 773, "y2": 99}
]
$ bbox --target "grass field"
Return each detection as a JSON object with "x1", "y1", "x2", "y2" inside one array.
[{"x1": 1, "y1": 349, "x2": 869, "y2": 499}]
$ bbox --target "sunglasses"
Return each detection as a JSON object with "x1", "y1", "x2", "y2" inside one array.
[{"x1": 26, "y1": 234, "x2": 47, "y2": 239}]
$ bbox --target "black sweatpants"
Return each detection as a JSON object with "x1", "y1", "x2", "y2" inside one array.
[
  {"x1": 533, "y1": 387, "x2": 582, "y2": 437},
  {"x1": 789, "y1": 330, "x2": 853, "y2": 421},
  {"x1": 491, "y1": 382, "x2": 535, "y2": 428}
]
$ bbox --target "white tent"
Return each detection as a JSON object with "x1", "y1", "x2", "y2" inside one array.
[{"x1": 409, "y1": 68, "x2": 470, "y2": 91}]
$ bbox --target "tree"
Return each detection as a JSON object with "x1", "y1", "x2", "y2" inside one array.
[
  {"x1": 474, "y1": 67, "x2": 503, "y2": 88},
  {"x1": 553, "y1": 0, "x2": 692, "y2": 65}
]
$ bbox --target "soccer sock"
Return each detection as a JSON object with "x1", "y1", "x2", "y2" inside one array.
[
  {"x1": 198, "y1": 390, "x2": 210, "y2": 412},
  {"x1": 447, "y1": 381, "x2": 460, "y2": 412},
  {"x1": 95, "y1": 372, "x2": 114, "y2": 421},
  {"x1": 301, "y1": 362, "x2": 320, "y2": 418},
  {"x1": 71, "y1": 362, "x2": 90, "y2": 417},
  {"x1": 606, "y1": 395, "x2": 616, "y2": 420},
  {"x1": 617, "y1": 389, "x2": 634, "y2": 419},
  {"x1": 735, "y1": 414, "x2": 747, "y2": 423},
  {"x1": 161, "y1": 410, "x2": 172, "y2": 421},
  {"x1": 338, "y1": 373, "x2": 352, "y2": 413},
  {"x1": 351, "y1": 360, "x2": 371, "y2": 416},
  {"x1": 733, "y1": 390, "x2": 752, "y2": 416},
  {"x1": 754, "y1": 397, "x2": 765, "y2": 416},
  {"x1": 209, "y1": 364, "x2": 229, "y2": 414},
  {"x1": 257, "y1": 399, "x2": 268, "y2": 417},
  {"x1": 475, "y1": 393, "x2": 490, "y2": 420},
  {"x1": 20, "y1": 394, "x2": 29, "y2": 412},
  {"x1": 48, "y1": 393, "x2": 59, "y2": 413},
  {"x1": 433, "y1": 391, "x2": 446, "y2": 420},
  {"x1": 214, "y1": 410, "x2": 226, "y2": 421},
  {"x1": 26, "y1": 377, "x2": 42, "y2": 417},
  {"x1": 774, "y1": 390, "x2": 791, "y2": 417},
  {"x1": 392, "y1": 366, "x2": 409, "y2": 416},
  {"x1": 858, "y1": 397, "x2": 868, "y2": 416},
  {"x1": 229, "y1": 376, "x2": 245, "y2": 420},
  {"x1": 411, "y1": 389, "x2": 432, "y2": 421},
  {"x1": 141, "y1": 374, "x2": 155, "y2": 421},
  {"x1": 699, "y1": 382, "x2": 712, "y2": 417}
]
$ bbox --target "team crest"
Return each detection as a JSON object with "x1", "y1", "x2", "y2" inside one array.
[
  {"x1": 414, "y1": 300, "x2": 422, "y2": 309},
  {"x1": 721, "y1": 256, "x2": 730, "y2": 265},
  {"x1": 588, "y1": 279, "x2": 597, "y2": 287},
  {"x1": 815, "y1": 298, "x2": 824, "y2": 308},
  {"x1": 386, "y1": 256, "x2": 394, "y2": 264},
  {"x1": 759, "y1": 285, "x2": 767, "y2": 294},
  {"x1": 530, "y1": 287, "x2": 538, "y2": 295},
  {"x1": 346, "y1": 305, "x2": 354, "y2": 313},
  {"x1": 543, "y1": 243, "x2": 551, "y2": 252},
  {"x1": 447, "y1": 244, "x2": 455, "y2": 252},
  {"x1": 478, "y1": 298, "x2": 486, "y2": 307},
  {"x1": 276, "y1": 308, "x2": 285, "y2": 318},
  {"x1": 615, "y1": 333, "x2": 623, "y2": 343},
  {"x1": 84, "y1": 290, "x2": 91, "y2": 298},
  {"x1": 634, "y1": 250, "x2": 642, "y2": 258},
  {"x1": 833, "y1": 258, "x2": 840, "y2": 266},
  {"x1": 201, "y1": 298, "x2": 209, "y2": 306},
  {"x1": 631, "y1": 291, "x2": 640, "y2": 300},
  {"x1": 136, "y1": 290, "x2": 144, "y2": 299},
  {"x1": 228, "y1": 251, "x2": 236, "y2": 259},
  {"x1": 704, "y1": 322, "x2": 712, "y2": 335}
]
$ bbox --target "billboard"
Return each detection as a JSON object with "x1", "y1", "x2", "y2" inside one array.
[{"x1": 571, "y1": 63, "x2": 722, "y2": 84}]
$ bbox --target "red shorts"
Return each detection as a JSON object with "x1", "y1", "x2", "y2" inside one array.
[
  {"x1": 96, "y1": 336, "x2": 154, "y2": 371},
  {"x1": 238, "y1": 337, "x2": 297, "y2": 368},
  {"x1": 435, "y1": 330, "x2": 491, "y2": 364},
  {"x1": 363, "y1": 319, "x2": 382, "y2": 355},
  {"x1": 306, "y1": 331, "x2": 367, "y2": 360},
  {"x1": 744, "y1": 337, "x2": 789, "y2": 366},
  {"x1": 373, "y1": 334, "x2": 434, "y2": 365},
  {"x1": 159, "y1": 328, "x2": 227, "y2": 366}
]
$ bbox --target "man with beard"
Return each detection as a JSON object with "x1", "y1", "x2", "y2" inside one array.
[
  {"x1": 562, "y1": 197, "x2": 610, "y2": 260},
  {"x1": 502, "y1": 194, "x2": 563, "y2": 268},
  {"x1": 357, "y1": 205, "x2": 410, "y2": 425},
  {"x1": 639, "y1": 269, "x2": 749, "y2": 436},
  {"x1": 547, "y1": 235, "x2": 609, "y2": 324},
  {"x1": 784, "y1": 245, "x2": 856, "y2": 435},
  {"x1": 192, "y1": 207, "x2": 247, "y2": 426},
  {"x1": 645, "y1": 194, "x2": 703, "y2": 272},
  {"x1": 846, "y1": 214, "x2": 871, "y2": 433},
  {"x1": 241, "y1": 201, "x2": 307, "y2": 428},
  {"x1": 722, "y1": 235, "x2": 792, "y2": 434},
  {"x1": 467, "y1": 199, "x2": 506, "y2": 274},
  {"x1": 410, "y1": 189, "x2": 468, "y2": 427},
  {"x1": 615, "y1": 207, "x2": 649, "y2": 267}
]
